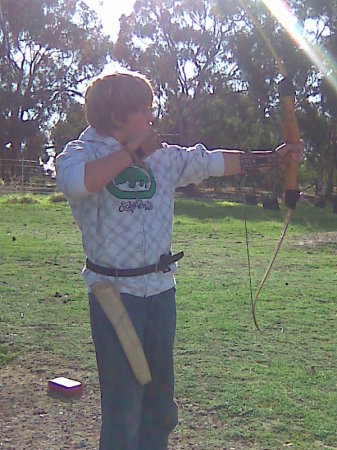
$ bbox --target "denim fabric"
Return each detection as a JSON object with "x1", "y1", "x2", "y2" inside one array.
[{"x1": 89, "y1": 287, "x2": 178, "y2": 450}]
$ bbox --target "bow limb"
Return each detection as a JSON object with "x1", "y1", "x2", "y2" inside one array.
[
  {"x1": 278, "y1": 77, "x2": 301, "y2": 209},
  {"x1": 234, "y1": 0, "x2": 301, "y2": 330},
  {"x1": 251, "y1": 79, "x2": 301, "y2": 331},
  {"x1": 252, "y1": 208, "x2": 293, "y2": 331}
]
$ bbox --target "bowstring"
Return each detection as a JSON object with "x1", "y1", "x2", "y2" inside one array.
[{"x1": 240, "y1": 176, "x2": 256, "y2": 330}]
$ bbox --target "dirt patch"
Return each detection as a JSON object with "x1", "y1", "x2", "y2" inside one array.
[
  {"x1": 293, "y1": 231, "x2": 337, "y2": 249},
  {"x1": 0, "y1": 356, "x2": 234, "y2": 450},
  {"x1": 0, "y1": 355, "x2": 101, "y2": 450},
  {"x1": 0, "y1": 355, "x2": 248, "y2": 449}
]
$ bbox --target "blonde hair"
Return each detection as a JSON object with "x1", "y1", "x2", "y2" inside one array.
[{"x1": 85, "y1": 72, "x2": 154, "y2": 135}]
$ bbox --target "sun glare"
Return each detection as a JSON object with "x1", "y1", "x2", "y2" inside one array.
[
  {"x1": 84, "y1": 0, "x2": 137, "y2": 40},
  {"x1": 261, "y1": 0, "x2": 337, "y2": 94},
  {"x1": 85, "y1": 0, "x2": 336, "y2": 93}
]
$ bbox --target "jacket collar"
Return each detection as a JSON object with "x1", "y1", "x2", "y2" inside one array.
[{"x1": 79, "y1": 126, "x2": 122, "y2": 150}]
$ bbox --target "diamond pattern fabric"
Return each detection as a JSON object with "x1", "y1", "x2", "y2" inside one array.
[{"x1": 56, "y1": 127, "x2": 223, "y2": 297}]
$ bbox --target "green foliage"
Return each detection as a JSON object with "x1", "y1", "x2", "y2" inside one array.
[
  {"x1": 3, "y1": 194, "x2": 39, "y2": 204},
  {"x1": 0, "y1": 343, "x2": 17, "y2": 365},
  {"x1": 114, "y1": 0, "x2": 336, "y2": 192},
  {"x1": 115, "y1": 0, "x2": 246, "y2": 137},
  {"x1": 48, "y1": 193, "x2": 67, "y2": 203},
  {"x1": 51, "y1": 103, "x2": 88, "y2": 154},
  {"x1": 0, "y1": 0, "x2": 335, "y2": 190},
  {"x1": 0, "y1": 0, "x2": 111, "y2": 178}
]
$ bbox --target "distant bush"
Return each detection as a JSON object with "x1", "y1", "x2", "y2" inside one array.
[
  {"x1": 4, "y1": 194, "x2": 38, "y2": 204},
  {"x1": 49, "y1": 193, "x2": 67, "y2": 203}
]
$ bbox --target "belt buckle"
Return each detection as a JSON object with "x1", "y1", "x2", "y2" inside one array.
[{"x1": 159, "y1": 254, "x2": 171, "y2": 273}]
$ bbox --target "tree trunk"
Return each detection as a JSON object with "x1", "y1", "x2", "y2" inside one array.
[{"x1": 9, "y1": 138, "x2": 22, "y2": 180}]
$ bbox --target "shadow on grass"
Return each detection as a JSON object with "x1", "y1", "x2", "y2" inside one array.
[{"x1": 174, "y1": 197, "x2": 337, "y2": 231}]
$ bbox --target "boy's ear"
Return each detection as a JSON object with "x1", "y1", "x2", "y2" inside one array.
[{"x1": 111, "y1": 113, "x2": 124, "y2": 129}]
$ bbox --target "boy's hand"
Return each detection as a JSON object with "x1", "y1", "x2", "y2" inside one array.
[
  {"x1": 126, "y1": 128, "x2": 162, "y2": 161},
  {"x1": 274, "y1": 140, "x2": 304, "y2": 167},
  {"x1": 240, "y1": 140, "x2": 304, "y2": 174},
  {"x1": 138, "y1": 129, "x2": 163, "y2": 158}
]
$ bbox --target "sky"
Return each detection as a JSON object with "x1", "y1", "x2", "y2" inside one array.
[{"x1": 84, "y1": 0, "x2": 137, "y2": 41}]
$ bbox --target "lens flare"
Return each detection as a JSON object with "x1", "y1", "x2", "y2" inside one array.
[{"x1": 261, "y1": 0, "x2": 337, "y2": 94}]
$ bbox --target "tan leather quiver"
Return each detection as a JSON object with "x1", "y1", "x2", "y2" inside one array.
[{"x1": 90, "y1": 280, "x2": 152, "y2": 386}]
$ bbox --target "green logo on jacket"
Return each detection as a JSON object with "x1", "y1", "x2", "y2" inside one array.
[{"x1": 106, "y1": 163, "x2": 156, "y2": 200}]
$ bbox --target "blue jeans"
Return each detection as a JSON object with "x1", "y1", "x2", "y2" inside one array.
[{"x1": 89, "y1": 287, "x2": 178, "y2": 450}]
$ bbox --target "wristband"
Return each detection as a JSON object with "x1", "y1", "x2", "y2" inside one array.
[
  {"x1": 135, "y1": 147, "x2": 145, "y2": 159},
  {"x1": 240, "y1": 151, "x2": 282, "y2": 174},
  {"x1": 124, "y1": 146, "x2": 146, "y2": 169},
  {"x1": 124, "y1": 146, "x2": 136, "y2": 164}
]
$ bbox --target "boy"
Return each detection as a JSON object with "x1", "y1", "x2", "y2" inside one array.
[{"x1": 56, "y1": 71, "x2": 303, "y2": 450}]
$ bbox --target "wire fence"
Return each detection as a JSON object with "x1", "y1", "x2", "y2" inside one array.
[
  {"x1": 0, "y1": 183, "x2": 58, "y2": 196},
  {"x1": 0, "y1": 158, "x2": 58, "y2": 196}
]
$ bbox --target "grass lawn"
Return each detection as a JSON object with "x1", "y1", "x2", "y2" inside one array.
[{"x1": 0, "y1": 194, "x2": 336, "y2": 449}]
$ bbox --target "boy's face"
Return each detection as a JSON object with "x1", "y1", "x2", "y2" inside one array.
[{"x1": 120, "y1": 104, "x2": 154, "y2": 141}]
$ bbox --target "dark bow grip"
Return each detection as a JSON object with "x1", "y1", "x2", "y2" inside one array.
[{"x1": 278, "y1": 77, "x2": 300, "y2": 209}]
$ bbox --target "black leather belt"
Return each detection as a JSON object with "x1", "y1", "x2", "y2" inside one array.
[{"x1": 86, "y1": 251, "x2": 184, "y2": 277}]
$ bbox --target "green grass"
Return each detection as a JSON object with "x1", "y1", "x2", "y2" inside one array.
[{"x1": 0, "y1": 194, "x2": 336, "y2": 449}]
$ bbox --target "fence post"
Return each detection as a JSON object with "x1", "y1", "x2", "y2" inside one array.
[{"x1": 21, "y1": 145, "x2": 24, "y2": 194}]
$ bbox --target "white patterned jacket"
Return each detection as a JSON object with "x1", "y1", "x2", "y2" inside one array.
[{"x1": 56, "y1": 126, "x2": 225, "y2": 297}]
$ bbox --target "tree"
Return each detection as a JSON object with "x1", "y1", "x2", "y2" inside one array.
[
  {"x1": 290, "y1": 0, "x2": 337, "y2": 194},
  {"x1": 0, "y1": 0, "x2": 111, "y2": 180},
  {"x1": 114, "y1": 0, "x2": 248, "y2": 141},
  {"x1": 51, "y1": 102, "x2": 87, "y2": 155},
  {"x1": 113, "y1": 0, "x2": 296, "y2": 193},
  {"x1": 114, "y1": 0, "x2": 336, "y2": 192}
]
